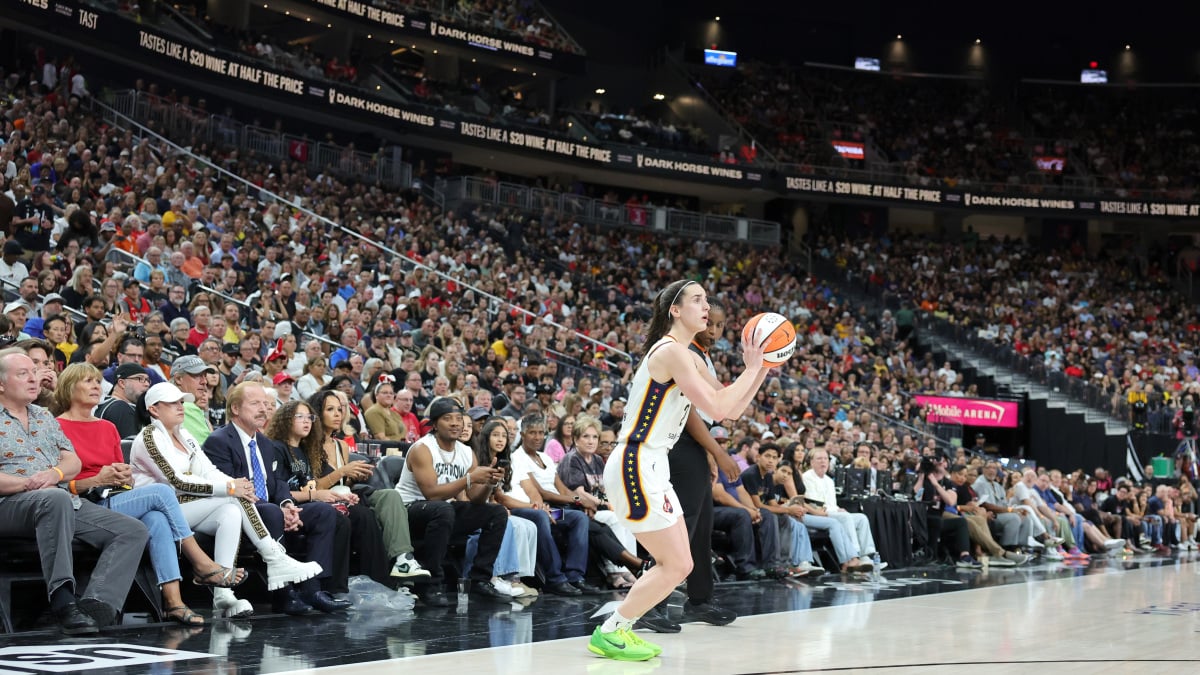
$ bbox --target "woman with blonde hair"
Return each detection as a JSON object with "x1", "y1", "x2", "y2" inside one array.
[
  {"x1": 59, "y1": 264, "x2": 96, "y2": 310},
  {"x1": 556, "y1": 414, "x2": 640, "y2": 589}
]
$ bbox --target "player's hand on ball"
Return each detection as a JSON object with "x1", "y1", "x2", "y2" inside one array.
[{"x1": 742, "y1": 335, "x2": 765, "y2": 369}]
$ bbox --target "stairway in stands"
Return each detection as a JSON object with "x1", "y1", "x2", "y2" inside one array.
[{"x1": 919, "y1": 327, "x2": 1129, "y2": 439}]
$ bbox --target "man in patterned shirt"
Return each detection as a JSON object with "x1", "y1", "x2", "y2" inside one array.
[{"x1": 0, "y1": 348, "x2": 148, "y2": 634}]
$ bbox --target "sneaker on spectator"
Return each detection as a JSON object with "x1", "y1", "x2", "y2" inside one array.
[
  {"x1": 391, "y1": 553, "x2": 430, "y2": 579},
  {"x1": 1065, "y1": 548, "x2": 1090, "y2": 561},
  {"x1": 736, "y1": 568, "x2": 767, "y2": 581},
  {"x1": 987, "y1": 555, "x2": 1016, "y2": 567},
  {"x1": 1102, "y1": 538, "x2": 1125, "y2": 551},
  {"x1": 490, "y1": 577, "x2": 523, "y2": 597},
  {"x1": 794, "y1": 561, "x2": 823, "y2": 575},
  {"x1": 509, "y1": 580, "x2": 538, "y2": 598},
  {"x1": 766, "y1": 566, "x2": 792, "y2": 579},
  {"x1": 1138, "y1": 543, "x2": 1155, "y2": 553},
  {"x1": 956, "y1": 555, "x2": 982, "y2": 568},
  {"x1": 1041, "y1": 548, "x2": 1064, "y2": 561},
  {"x1": 1003, "y1": 551, "x2": 1031, "y2": 565}
]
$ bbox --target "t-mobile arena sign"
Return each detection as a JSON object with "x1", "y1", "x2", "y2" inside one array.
[{"x1": 914, "y1": 395, "x2": 1020, "y2": 428}]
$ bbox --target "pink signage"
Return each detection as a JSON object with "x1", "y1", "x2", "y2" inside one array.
[{"x1": 914, "y1": 395, "x2": 1020, "y2": 428}]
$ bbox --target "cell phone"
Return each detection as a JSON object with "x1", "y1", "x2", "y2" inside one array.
[
  {"x1": 495, "y1": 455, "x2": 510, "y2": 469},
  {"x1": 548, "y1": 507, "x2": 564, "y2": 521}
]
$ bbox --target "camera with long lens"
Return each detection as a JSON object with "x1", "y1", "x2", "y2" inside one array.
[{"x1": 918, "y1": 456, "x2": 940, "y2": 475}]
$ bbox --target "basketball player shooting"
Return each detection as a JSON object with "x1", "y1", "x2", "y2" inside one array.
[{"x1": 590, "y1": 279, "x2": 784, "y2": 662}]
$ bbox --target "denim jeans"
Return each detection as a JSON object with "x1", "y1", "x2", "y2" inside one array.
[
  {"x1": 512, "y1": 507, "x2": 589, "y2": 584},
  {"x1": 1067, "y1": 513, "x2": 1085, "y2": 549},
  {"x1": 778, "y1": 514, "x2": 814, "y2": 566},
  {"x1": 105, "y1": 483, "x2": 194, "y2": 586},
  {"x1": 804, "y1": 513, "x2": 859, "y2": 563},
  {"x1": 464, "y1": 516, "x2": 535, "y2": 578},
  {"x1": 1143, "y1": 515, "x2": 1164, "y2": 544}
]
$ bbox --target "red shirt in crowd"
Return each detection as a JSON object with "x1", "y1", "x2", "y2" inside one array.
[{"x1": 57, "y1": 418, "x2": 123, "y2": 481}]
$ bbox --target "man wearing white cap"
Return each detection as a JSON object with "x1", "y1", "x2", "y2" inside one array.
[{"x1": 4, "y1": 299, "x2": 32, "y2": 340}]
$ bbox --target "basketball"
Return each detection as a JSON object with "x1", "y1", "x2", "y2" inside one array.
[{"x1": 741, "y1": 312, "x2": 797, "y2": 367}]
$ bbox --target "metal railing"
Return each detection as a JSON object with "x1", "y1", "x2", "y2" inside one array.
[
  {"x1": 920, "y1": 316, "x2": 1168, "y2": 434},
  {"x1": 89, "y1": 97, "x2": 628, "y2": 363},
  {"x1": 443, "y1": 177, "x2": 781, "y2": 245},
  {"x1": 107, "y1": 90, "x2": 412, "y2": 189}
]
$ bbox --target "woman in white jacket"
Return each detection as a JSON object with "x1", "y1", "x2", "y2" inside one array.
[{"x1": 130, "y1": 382, "x2": 323, "y2": 618}]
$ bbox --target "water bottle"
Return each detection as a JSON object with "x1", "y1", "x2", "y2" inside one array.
[
  {"x1": 456, "y1": 578, "x2": 469, "y2": 614},
  {"x1": 872, "y1": 552, "x2": 882, "y2": 581}
]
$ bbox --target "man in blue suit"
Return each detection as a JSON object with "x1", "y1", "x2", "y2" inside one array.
[{"x1": 203, "y1": 381, "x2": 350, "y2": 615}]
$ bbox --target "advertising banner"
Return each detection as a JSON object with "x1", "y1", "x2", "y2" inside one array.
[
  {"x1": 914, "y1": 395, "x2": 1020, "y2": 429},
  {"x1": 301, "y1": 0, "x2": 586, "y2": 73},
  {"x1": 7, "y1": 0, "x2": 1200, "y2": 217}
]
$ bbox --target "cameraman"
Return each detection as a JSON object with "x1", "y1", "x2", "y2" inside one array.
[{"x1": 916, "y1": 454, "x2": 980, "y2": 567}]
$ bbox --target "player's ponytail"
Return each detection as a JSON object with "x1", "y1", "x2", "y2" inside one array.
[{"x1": 644, "y1": 279, "x2": 695, "y2": 349}]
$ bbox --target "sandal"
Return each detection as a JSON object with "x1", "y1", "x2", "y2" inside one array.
[
  {"x1": 164, "y1": 605, "x2": 204, "y2": 626},
  {"x1": 193, "y1": 566, "x2": 247, "y2": 588}
]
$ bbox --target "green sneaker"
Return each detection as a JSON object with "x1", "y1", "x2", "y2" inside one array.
[
  {"x1": 621, "y1": 628, "x2": 663, "y2": 657},
  {"x1": 588, "y1": 626, "x2": 657, "y2": 661}
]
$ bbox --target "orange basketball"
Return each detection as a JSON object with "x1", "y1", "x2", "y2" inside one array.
[{"x1": 741, "y1": 312, "x2": 797, "y2": 367}]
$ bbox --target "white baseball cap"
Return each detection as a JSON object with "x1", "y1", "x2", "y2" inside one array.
[{"x1": 145, "y1": 382, "x2": 195, "y2": 407}]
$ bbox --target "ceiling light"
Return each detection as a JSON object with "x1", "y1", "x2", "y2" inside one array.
[
  {"x1": 595, "y1": 88, "x2": 606, "y2": 94},
  {"x1": 653, "y1": 93, "x2": 666, "y2": 100}
]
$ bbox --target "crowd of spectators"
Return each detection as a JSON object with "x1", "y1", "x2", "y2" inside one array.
[
  {"x1": 119, "y1": 0, "x2": 745, "y2": 162},
  {"x1": 810, "y1": 229, "x2": 1200, "y2": 432},
  {"x1": 697, "y1": 62, "x2": 1200, "y2": 199},
  {"x1": 570, "y1": 110, "x2": 713, "y2": 157},
  {"x1": 2, "y1": 56, "x2": 1198, "y2": 634},
  {"x1": 696, "y1": 60, "x2": 827, "y2": 167},
  {"x1": 388, "y1": 0, "x2": 582, "y2": 55},
  {"x1": 1022, "y1": 83, "x2": 1200, "y2": 198}
]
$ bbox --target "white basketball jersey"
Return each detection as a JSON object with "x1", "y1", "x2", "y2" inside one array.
[
  {"x1": 615, "y1": 337, "x2": 693, "y2": 456},
  {"x1": 396, "y1": 433, "x2": 473, "y2": 503}
]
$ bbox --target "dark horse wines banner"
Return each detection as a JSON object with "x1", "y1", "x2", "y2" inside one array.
[
  {"x1": 300, "y1": 0, "x2": 587, "y2": 74},
  {"x1": 7, "y1": 0, "x2": 1200, "y2": 218}
]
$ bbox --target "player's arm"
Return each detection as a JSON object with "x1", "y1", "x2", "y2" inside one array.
[{"x1": 656, "y1": 343, "x2": 767, "y2": 421}]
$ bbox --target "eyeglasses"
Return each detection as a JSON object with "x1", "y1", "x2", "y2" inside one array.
[
  {"x1": 125, "y1": 375, "x2": 150, "y2": 383},
  {"x1": 598, "y1": 441, "x2": 615, "y2": 448},
  {"x1": 294, "y1": 414, "x2": 317, "y2": 422}
]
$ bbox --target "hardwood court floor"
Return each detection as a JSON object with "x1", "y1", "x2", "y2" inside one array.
[{"x1": 1, "y1": 553, "x2": 1196, "y2": 674}]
